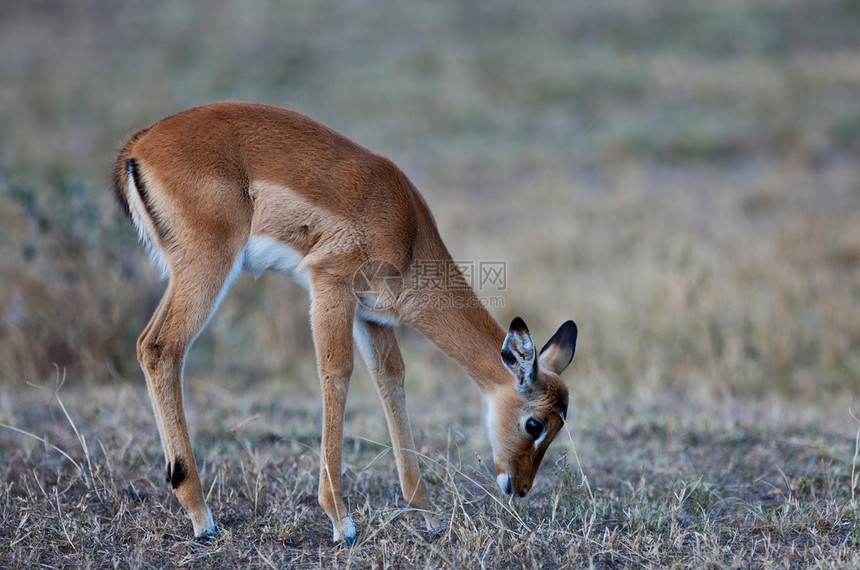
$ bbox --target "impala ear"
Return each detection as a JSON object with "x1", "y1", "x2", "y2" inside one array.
[
  {"x1": 538, "y1": 320, "x2": 578, "y2": 375},
  {"x1": 501, "y1": 317, "x2": 537, "y2": 389}
]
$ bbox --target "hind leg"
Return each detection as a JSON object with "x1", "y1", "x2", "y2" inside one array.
[{"x1": 137, "y1": 252, "x2": 242, "y2": 538}]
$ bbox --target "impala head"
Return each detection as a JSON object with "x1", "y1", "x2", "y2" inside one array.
[{"x1": 487, "y1": 317, "x2": 577, "y2": 497}]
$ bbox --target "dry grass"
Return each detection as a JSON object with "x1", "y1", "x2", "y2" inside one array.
[
  {"x1": 1, "y1": 376, "x2": 858, "y2": 568},
  {"x1": 2, "y1": 0, "x2": 860, "y2": 567}
]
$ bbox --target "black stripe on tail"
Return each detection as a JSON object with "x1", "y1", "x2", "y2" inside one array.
[
  {"x1": 126, "y1": 158, "x2": 172, "y2": 243},
  {"x1": 112, "y1": 160, "x2": 133, "y2": 221}
]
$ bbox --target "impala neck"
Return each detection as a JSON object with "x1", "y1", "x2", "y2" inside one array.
[{"x1": 400, "y1": 231, "x2": 509, "y2": 394}]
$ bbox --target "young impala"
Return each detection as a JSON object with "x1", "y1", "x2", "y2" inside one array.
[{"x1": 113, "y1": 102, "x2": 577, "y2": 545}]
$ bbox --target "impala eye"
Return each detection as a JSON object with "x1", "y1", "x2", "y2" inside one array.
[{"x1": 524, "y1": 417, "x2": 544, "y2": 440}]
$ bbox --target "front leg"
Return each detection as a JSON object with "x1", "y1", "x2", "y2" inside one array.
[
  {"x1": 353, "y1": 318, "x2": 442, "y2": 532},
  {"x1": 310, "y1": 279, "x2": 357, "y2": 545}
]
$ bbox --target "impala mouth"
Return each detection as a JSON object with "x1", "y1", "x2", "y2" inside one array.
[
  {"x1": 497, "y1": 474, "x2": 530, "y2": 497},
  {"x1": 497, "y1": 473, "x2": 514, "y2": 495}
]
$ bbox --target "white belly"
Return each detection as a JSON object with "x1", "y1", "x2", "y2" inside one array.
[{"x1": 242, "y1": 236, "x2": 311, "y2": 290}]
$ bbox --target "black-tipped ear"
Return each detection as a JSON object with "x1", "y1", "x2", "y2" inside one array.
[
  {"x1": 501, "y1": 317, "x2": 537, "y2": 388},
  {"x1": 509, "y1": 317, "x2": 528, "y2": 333},
  {"x1": 538, "y1": 320, "x2": 577, "y2": 375}
]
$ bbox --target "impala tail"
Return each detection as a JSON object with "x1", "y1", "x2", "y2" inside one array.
[{"x1": 113, "y1": 132, "x2": 171, "y2": 278}]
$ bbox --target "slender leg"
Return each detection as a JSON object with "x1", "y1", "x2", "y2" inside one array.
[
  {"x1": 353, "y1": 318, "x2": 443, "y2": 532},
  {"x1": 137, "y1": 256, "x2": 239, "y2": 539},
  {"x1": 139, "y1": 280, "x2": 174, "y2": 462},
  {"x1": 310, "y1": 279, "x2": 358, "y2": 544}
]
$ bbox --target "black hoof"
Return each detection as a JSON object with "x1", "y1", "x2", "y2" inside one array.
[
  {"x1": 334, "y1": 530, "x2": 357, "y2": 547},
  {"x1": 195, "y1": 526, "x2": 219, "y2": 544}
]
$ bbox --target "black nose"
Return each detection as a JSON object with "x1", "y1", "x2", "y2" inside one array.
[{"x1": 518, "y1": 489, "x2": 527, "y2": 497}]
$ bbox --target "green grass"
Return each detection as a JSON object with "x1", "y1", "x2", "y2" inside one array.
[{"x1": 2, "y1": 0, "x2": 860, "y2": 567}]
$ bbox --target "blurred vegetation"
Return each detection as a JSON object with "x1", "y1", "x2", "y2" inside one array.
[{"x1": 0, "y1": 0, "x2": 859, "y2": 408}]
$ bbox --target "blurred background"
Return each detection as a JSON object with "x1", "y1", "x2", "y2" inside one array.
[{"x1": 1, "y1": 0, "x2": 858, "y2": 421}]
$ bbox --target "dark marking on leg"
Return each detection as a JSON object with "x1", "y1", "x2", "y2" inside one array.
[{"x1": 166, "y1": 458, "x2": 189, "y2": 489}]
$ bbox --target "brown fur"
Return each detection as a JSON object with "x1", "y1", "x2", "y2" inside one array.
[{"x1": 113, "y1": 101, "x2": 576, "y2": 543}]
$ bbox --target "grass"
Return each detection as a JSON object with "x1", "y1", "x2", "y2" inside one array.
[
  {"x1": 2, "y1": 0, "x2": 860, "y2": 567},
  {"x1": 1, "y1": 377, "x2": 858, "y2": 567}
]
